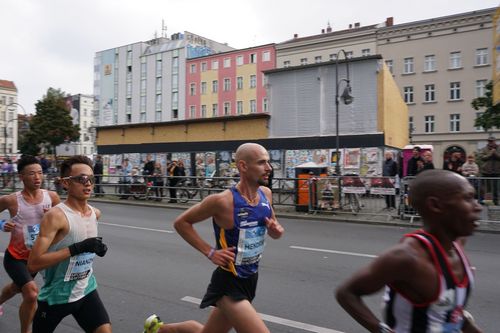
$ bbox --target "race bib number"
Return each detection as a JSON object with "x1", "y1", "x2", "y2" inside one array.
[
  {"x1": 23, "y1": 224, "x2": 40, "y2": 249},
  {"x1": 64, "y1": 253, "x2": 95, "y2": 282},
  {"x1": 235, "y1": 226, "x2": 266, "y2": 266}
]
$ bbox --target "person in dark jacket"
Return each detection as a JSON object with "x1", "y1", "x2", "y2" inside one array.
[
  {"x1": 417, "y1": 150, "x2": 435, "y2": 174},
  {"x1": 443, "y1": 151, "x2": 464, "y2": 174},
  {"x1": 93, "y1": 155, "x2": 104, "y2": 196},
  {"x1": 406, "y1": 147, "x2": 423, "y2": 177},
  {"x1": 383, "y1": 151, "x2": 398, "y2": 209}
]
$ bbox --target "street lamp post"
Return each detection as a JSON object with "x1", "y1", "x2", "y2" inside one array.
[
  {"x1": 3, "y1": 102, "x2": 27, "y2": 157},
  {"x1": 334, "y1": 49, "x2": 354, "y2": 176}
]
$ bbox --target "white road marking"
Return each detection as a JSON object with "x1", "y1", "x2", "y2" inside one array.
[
  {"x1": 181, "y1": 296, "x2": 345, "y2": 333},
  {"x1": 99, "y1": 222, "x2": 174, "y2": 233},
  {"x1": 290, "y1": 245, "x2": 377, "y2": 258}
]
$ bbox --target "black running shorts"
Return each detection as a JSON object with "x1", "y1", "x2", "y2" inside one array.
[
  {"x1": 32, "y1": 290, "x2": 110, "y2": 333},
  {"x1": 3, "y1": 248, "x2": 36, "y2": 288},
  {"x1": 200, "y1": 266, "x2": 258, "y2": 309}
]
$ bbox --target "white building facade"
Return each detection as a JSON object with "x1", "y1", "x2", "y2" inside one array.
[{"x1": 0, "y1": 80, "x2": 19, "y2": 157}]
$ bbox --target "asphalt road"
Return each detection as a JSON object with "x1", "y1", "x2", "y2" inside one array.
[{"x1": 0, "y1": 203, "x2": 498, "y2": 332}]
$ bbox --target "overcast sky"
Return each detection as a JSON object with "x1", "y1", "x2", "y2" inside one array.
[{"x1": 1, "y1": 0, "x2": 498, "y2": 114}]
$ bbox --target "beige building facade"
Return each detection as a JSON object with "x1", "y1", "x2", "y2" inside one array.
[
  {"x1": 275, "y1": 8, "x2": 497, "y2": 163},
  {"x1": 0, "y1": 80, "x2": 19, "y2": 157}
]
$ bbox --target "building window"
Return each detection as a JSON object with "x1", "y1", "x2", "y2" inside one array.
[
  {"x1": 330, "y1": 53, "x2": 337, "y2": 61},
  {"x1": 409, "y1": 116, "x2": 414, "y2": 132},
  {"x1": 201, "y1": 81, "x2": 207, "y2": 95},
  {"x1": 476, "y1": 79, "x2": 487, "y2": 97},
  {"x1": 201, "y1": 62, "x2": 207, "y2": 71},
  {"x1": 385, "y1": 60, "x2": 393, "y2": 74},
  {"x1": 345, "y1": 51, "x2": 353, "y2": 58},
  {"x1": 424, "y1": 84, "x2": 435, "y2": 102},
  {"x1": 190, "y1": 83, "x2": 196, "y2": 96},
  {"x1": 140, "y1": 112, "x2": 146, "y2": 123},
  {"x1": 172, "y1": 57, "x2": 179, "y2": 74},
  {"x1": 361, "y1": 48, "x2": 370, "y2": 56},
  {"x1": 190, "y1": 105, "x2": 196, "y2": 118},
  {"x1": 250, "y1": 53, "x2": 257, "y2": 63},
  {"x1": 212, "y1": 80, "x2": 218, "y2": 93},
  {"x1": 424, "y1": 115, "x2": 435, "y2": 133},
  {"x1": 403, "y1": 57, "x2": 414, "y2": 74},
  {"x1": 262, "y1": 51, "x2": 271, "y2": 61},
  {"x1": 450, "y1": 82, "x2": 461, "y2": 100},
  {"x1": 237, "y1": 76, "x2": 243, "y2": 90},
  {"x1": 449, "y1": 51, "x2": 462, "y2": 69},
  {"x1": 172, "y1": 109, "x2": 178, "y2": 119},
  {"x1": 237, "y1": 101, "x2": 243, "y2": 114},
  {"x1": 190, "y1": 63, "x2": 196, "y2": 73},
  {"x1": 172, "y1": 74, "x2": 178, "y2": 90},
  {"x1": 475, "y1": 48, "x2": 488, "y2": 66},
  {"x1": 201, "y1": 105, "x2": 207, "y2": 118},
  {"x1": 424, "y1": 55, "x2": 436, "y2": 72},
  {"x1": 250, "y1": 75, "x2": 257, "y2": 88},
  {"x1": 403, "y1": 86, "x2": 414, "y2": 104},
  {"x1": 450, "y1": 114, "x2": 460, "y2": 132},
  {"x1": 126, "y1": 82, "x2": 132, "y2": 96},
  {"x1": 223, "y1": 102, "x2": 230, "y2": 115},
  {"x1": 300, "y1": 58, "x2": 308, "y2": 66},
  {"x1": 476, "y1": 112, "x2": 484, "y2": 131},
  {"x1": 212, "y1": 60, "x2": 219, "y2": 70},
  {"x1": 223, "y1": 58, "x2": 231, "y2": 68},
  {"x1": 263, "y1": 98, "x2": 268, "y2": 112},
  {"x1": 315, "y1": 56, "x2": 322, "y2": 63},
  {"x1": 155, "y1": 110, "x2": 162, "y2": 122},
  {"x1": 140, "y1": 96, "x2": 146, "y2": 112},
  {"x1": 172, "y1": 92, "x2": 178, "y2": 108},
  {"x1": 223, "y1": 78, "x2": 231, "y2": 91},
  {"x1": 156, "y1": 94, "x2": 162, "y2": 110},
  {"x1": 155, "y1": 77, "x2": 161, "y2": 93},
  {"x1": 126, "y1": 98, "x2": 132, "y2": 113},
  {"x1": 283, "y1": 60, "x2": 290, "y2": 67},
  {"x1": 156, "y1": 59, "x2": 162, "y2": 77},
  {"x1": 250, "y1": 100, "x2": 257, "y2": 113},
  {"x1": 141, "y1": 62, "x2": 147, "y2": 78},
  {"x1": 212, "y1": 103, "x2": 218, "y2": 117},
  {"x1": 141, "y1": 79, "x2": 147, "y2": 94},
  {"x1": 236, "y1": 55, "x2": 244, "y2": 66}
]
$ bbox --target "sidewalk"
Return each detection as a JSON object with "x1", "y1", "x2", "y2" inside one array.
[{"x1": 87, "y1": 196, "x2": 500, "y2": 234}]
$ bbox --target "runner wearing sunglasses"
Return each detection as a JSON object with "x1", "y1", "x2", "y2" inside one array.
[
  {"x1": 28, "y1": 155, "x2": 111, "y2": 333},
  {"x1": 0, "y1": 155, "x2": 60, "y2": 333}
]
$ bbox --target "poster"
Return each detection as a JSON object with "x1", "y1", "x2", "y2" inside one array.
[
  {"x1": 360, "y1": 147, "x2": 381, "y2": 177},
  {"x1": 344, "y1": 148, "x2": 361, "y2": 170},
  {"x1": 269, "y1": 149, "x2": 283, "y2": 179}
]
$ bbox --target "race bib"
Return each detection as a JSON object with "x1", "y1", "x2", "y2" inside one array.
[
  {"x1": 64, "y1": 253, "x2": 95, "y2": 282},
  {"x1": 235, "y1": 226, "x2": 266, "y2": 266},
  {"x1": 23, "y1": 224, "x2": 40, "y2": 249}
]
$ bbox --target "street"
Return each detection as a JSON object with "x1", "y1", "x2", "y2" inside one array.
[{"x1": 0, "y1": 202, "x2": 499, "y2": 332}]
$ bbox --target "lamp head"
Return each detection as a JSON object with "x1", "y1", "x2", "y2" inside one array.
[{"x1": 341, "y1": 85, "x2": 354, "y2": 105}]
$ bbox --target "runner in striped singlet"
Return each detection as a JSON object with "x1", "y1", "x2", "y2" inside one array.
[{"x1": 336, "y1": 170, "x2": 483, "y2": 333}]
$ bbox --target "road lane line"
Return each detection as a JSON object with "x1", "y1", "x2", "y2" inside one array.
[
  {"x1": 99, "y1": 222, "x2": 174, "y2": 233},
  {"x1": 181, "y1": 296, "x2": 344, "y2": 333},
  {"x1": 290, "y1": 245, "x2": 377, "y2": 258}
]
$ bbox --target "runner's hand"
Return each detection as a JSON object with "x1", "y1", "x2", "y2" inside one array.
[
  {"x1": 209, "y1": 247, "x2": 235, "y2": 266},
  {"x1": 2, "y1": 220, "x2": 16, "y2": 232},
  {"x1": 265, "y1": 217, "x2": 284, "y2": 239},
  {"x1": 69, "y1": 237, "x2": 108, "y2": 257}
]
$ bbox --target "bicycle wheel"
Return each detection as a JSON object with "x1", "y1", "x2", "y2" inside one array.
[{"x1": 178, "y1": 189, "x2": 190, "y2": 203}]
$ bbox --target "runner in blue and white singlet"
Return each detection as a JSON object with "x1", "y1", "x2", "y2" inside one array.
[{"x1": 213, "y1": 186, "x2": 272, "y2": 278}]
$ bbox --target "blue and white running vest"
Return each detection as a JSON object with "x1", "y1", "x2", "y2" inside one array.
[
  {"x1": 213, "y1": 187, "x2": 272, "y2": 278},
  {"x1": 383, "y1": 231, "x2": 474, "y2": 333}
]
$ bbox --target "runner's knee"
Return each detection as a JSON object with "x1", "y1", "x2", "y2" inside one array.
[{"x1": 21, "y1": 282, "x2": 38, "y2": 302}]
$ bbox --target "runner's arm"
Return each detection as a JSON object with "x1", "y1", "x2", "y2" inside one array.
[
  {"x1": 49, "y1": 191, "x2": 61, "y2": 206},
  {"x1": 28, "y1": 208, "x2": 71, "y2": 272},
  {"x1": 335, "y1": 244, "x2": 417, "y2": 333},
  {"x1": 261, "y1": 186, "x2": 284, "y2": 239},
  {"x1": 0, "y1": 194, "x2": 15, "y2": 232},
  {"x1": 173, "y1": 192, "x2": 235, "y2": 266}
]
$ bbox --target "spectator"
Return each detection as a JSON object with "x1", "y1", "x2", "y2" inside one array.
[
  {"x1": 39, "y1": 154, "x2": 50, "y2": 174},
  {"x1": 462, "y1": 154, "x2": 479, "y2": 177},
  {"x1": 143, "y1": 154, "x2": 155, "y2": 182},
  {"x1": 93, "y1": 155, "x2": 104, "y2": 196},
  {"x1": 119, "y1": 158, "x2": 132, "y2": 199},
  {"x1": 152, "y1": 162, "x2": 165, "y2": 201},
  {"x1": 2, "y1": 159, "x2": 14, "y2": 188},
  {"x1": 443, "y1": 150, "x2": 464, "y2": 174},
  {"x1": 382, "y1": 151, "x2": 398, "y2": 209},
  {"x1": 417, "y1": 150, "x2": 435, "y2": 173},
  {"x1": 167, "y1": 161, "x2": 179, "y2": 203},
  {"x1": 479, "y1": 136, "x2": 500, "y2": 205},
  {"x1": 406, "y1": 146, "x2": 422, "y2": 176}
]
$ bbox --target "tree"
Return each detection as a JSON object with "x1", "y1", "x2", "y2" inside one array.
[
  {"x1": 472, "y1": 81, "x2": 500, "y2": 132},
  {"x1": 29, "y1": 88, "x2": 80, "y2": 160}
]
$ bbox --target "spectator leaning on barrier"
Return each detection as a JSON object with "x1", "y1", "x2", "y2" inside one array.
[
  {"x1": 383, "y1": 152, "x2": 398, "y2": 209},
  {"x1": 479, "y1": 136, "x2": 500, "y2": 205},
  {"x1": 462, "y1": 155, "x2": 479, "y2": 177},
  {"x1": 406, "y1": 146, "x2": 423, "y2": 177}
]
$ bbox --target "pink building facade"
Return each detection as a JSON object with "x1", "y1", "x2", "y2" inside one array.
[{"x1": 185, "y1": 44, "x2": 276, "y2": 119}]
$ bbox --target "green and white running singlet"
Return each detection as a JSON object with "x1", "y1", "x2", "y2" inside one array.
[{"x1": 38, "y1": 202, "x2": 98, "y2": 305}]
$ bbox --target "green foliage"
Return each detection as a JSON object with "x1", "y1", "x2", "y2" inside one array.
[
  {"x1": 18, "y1": 131, "x2": 41, "y2": 156},
  {"x1": 27, "y1": 88, "x2": 80, "y2": 158},
  {"x1": 472, "y1": 81, "x2": 500, "y2": 132}
]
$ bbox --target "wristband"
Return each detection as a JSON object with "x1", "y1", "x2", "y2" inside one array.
[
  {"x1": 207, "y1": 247, "x2": 216, "y2": 259},
  {"x1": 379, "y1": 322, "x2": 392, "y2": 333},
  {"x1": 0, "y1": 219, "x2": 5, "y2": 231}
]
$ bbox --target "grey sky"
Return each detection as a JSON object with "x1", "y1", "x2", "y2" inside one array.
[{"x1": 0, "y1": 0, "x2": 497, "y2": 114}]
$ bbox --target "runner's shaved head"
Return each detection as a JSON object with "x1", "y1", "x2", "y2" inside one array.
[
  {"x1": 235, "y1": 143, "x2": 266, "y2": 163},
  {"x1": 409, "y1": 169, "x2": 468, "y2": 215}
]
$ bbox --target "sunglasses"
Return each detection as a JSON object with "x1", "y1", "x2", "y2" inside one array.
[{"x1": 62, "y1": 175, "x2": 95, "y2": 185}]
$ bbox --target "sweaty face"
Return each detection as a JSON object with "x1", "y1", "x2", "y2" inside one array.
[
  {"x1": 63, "y1": 163, "x2": 94, "y2": 199},
  {"x1": 441, "y1": 178, "x2": 482, "y2": 237},
  {"x1": 20, "y1": 164, "x2": 43, "y2": 190},
  {"x1": 243, "y1": 148, "x2": 271, "y2": 186}
]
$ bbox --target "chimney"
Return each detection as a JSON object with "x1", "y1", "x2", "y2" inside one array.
[
  {"x1": 294, "y1": 33, "x2": 298, "y2": 38},
  {"x1": 321, "y1": 29, "x2": 325, "y2": 34},
  {"x1": 354, "y1": 22, "x2": 360, "y2": 28},
  {"x1": 349, "y1": 24, "x2": 353, "y2": 29},
  {"x1": 385, "y1": 17, "x2": 394, "y2": 26}
]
